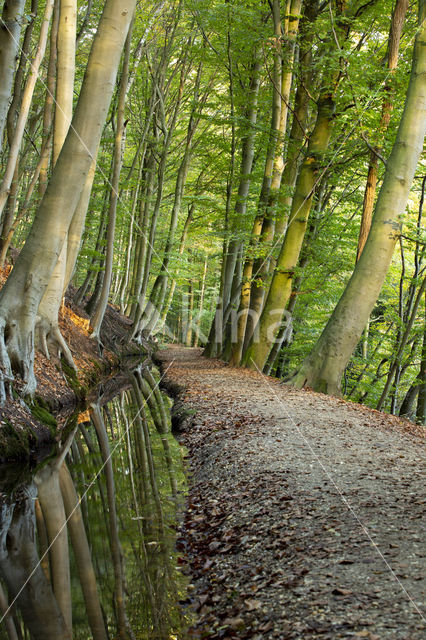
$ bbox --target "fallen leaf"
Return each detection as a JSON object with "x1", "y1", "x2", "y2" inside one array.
[
  {"x1": 244, "y1": 599, "x2": 262, "y2": 611},
  {"x1": 223, "y1": 617, "x2": 245, "y2": 630},
  {"x1": 332, "y1": 587, "x2": 352, "y2": 596}
]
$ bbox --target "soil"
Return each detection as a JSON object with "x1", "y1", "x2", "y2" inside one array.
[
  {"x1": 0, "y1": 263, "x2": 147, "y2": 461},
  {"x1": 156, "y1": 346, "x2": 425, "y2": 640}
]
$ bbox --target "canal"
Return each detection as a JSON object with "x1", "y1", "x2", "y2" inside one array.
[{"x1": 0, "y1": 365, "x2": 190, "y2": 639}]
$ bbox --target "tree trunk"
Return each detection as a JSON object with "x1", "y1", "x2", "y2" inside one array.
[
  {"x1": 159, "y1": 202, "x2": 195, "y2": 328},
  {"x1": 243, "y1": 0, "x2": 302, "y2": 350},
  {"x1": 399, "y1": 383, "x2": 419, "y2": 420},
  {"x1": 185, "y1": 279, "x2": 194, "y2": 347},
  {"x1": 288, "y1": 4, "x2": 426, "y2": 395},
  {"x1": 59, "y1": 464, "x2": 108, "y2": 640},
  {"x1": 63, "y1": 155, "x2": 98, "y2": 290},
  {"x1": 0, "y1": 0, "x2": 54, "y2": 220},
  {"x1": 417, "y1": 290, "x2": 426, "y2": 425},
  {"x1": 230, "y1": 0, "x2": 282, "y2": 364},
  {"x1": 74, "y1": 204, "x2": 107, "y2": 306},
  {"x1": 0, "y1": 0, "x2": 136, "y2": 400},
  {"x1": 5, "y1": 0, "x2": 38, "y2": 144},
  {"x1": 0, "y1": 131, "x2": 52, "y2": 268},
  {"x1": 0, "y1": 1, "x2": 38, "y2": 251},
  {"x1": 52, "y1": 0, "x2": 76, "y2": 165},
  {"x1": 132, "y1": 49, "x2": 188, "y2": 339},
  {"x1": 194, "y1": 255, "x2": 208, "y2": 346},
  {"x1": 204, "y1": 57, "x2": 261, "y2": 358},
  {"x1": 243, "y1": 95, "x2": 336, "y2": 370},
  {"x1": 0, "y1": 0, "x2": 26, "y2": 143},
  {"x1": 39, "y1": 1, "x2": 60, "y2": 196},
  {"x1": 35, "y1": 0, "x2": 77, "y2": 367},
  {"x1": 91, "y1": 22, "x2": 133, "y2": 338},
  {"x1": 356, "y1": 0, "x2": 409, "y2": 261},
  {"x1": 118, "y1": 184, "x2": 137, "y2": 312},
  {"x1": 144, "y1": 62, "x2": 208, "y2": 333},
  {"x1": 127, "y1": 148, "x2": 156, "y2": 320}
]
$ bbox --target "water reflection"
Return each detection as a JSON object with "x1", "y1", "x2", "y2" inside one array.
[{"x1": 0, "y1": 366, "x2": 189, "y2": 639}]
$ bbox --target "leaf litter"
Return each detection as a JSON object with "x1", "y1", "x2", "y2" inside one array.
[{"x1": 157, "y1": 346, "x2": 425, "y2": 640}]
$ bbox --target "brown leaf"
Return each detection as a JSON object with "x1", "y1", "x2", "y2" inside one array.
[
  {"x1": 244, "y1": 598, "x2": 262, "y2": 611},
  {"x1": 223, "y1": 617, "x2": 245, "y2": 630},
  {"x1": 332, "y1": 587, "x2": 352, "y2": 596}
]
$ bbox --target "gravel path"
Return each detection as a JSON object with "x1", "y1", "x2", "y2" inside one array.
[{"x1": 157, "y1": 346, "x2": 425, "y2": 640}]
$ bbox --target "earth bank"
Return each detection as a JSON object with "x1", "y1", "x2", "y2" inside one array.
[{"x1": 0, "y1": 262, "x2": 148, "y2": 462}]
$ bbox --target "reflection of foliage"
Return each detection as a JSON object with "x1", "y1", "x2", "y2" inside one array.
[{"x1": 70, "y1": 367, "x2": 189, "y2": 639}]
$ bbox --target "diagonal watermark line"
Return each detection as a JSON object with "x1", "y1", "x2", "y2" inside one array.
[
  {"x1": 0, "y1": 5, "x2": 179, "y2": 305},
  {"x1": 250, "y1": 357, "x2": 426, "y2": 621},
  {"x1": 0, "y1": 358, "x2": 176, "y2": 625},
  {"x1": 251, "y1": 17, "x2": 425, "y2": 284}
]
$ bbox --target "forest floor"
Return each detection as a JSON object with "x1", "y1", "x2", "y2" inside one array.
[
  {"x1": 156, "y1": 345, "x2": 425, "y2": 640},
  {"x1": 0, "y1": 261, "x2": 146, "y2": 461}
]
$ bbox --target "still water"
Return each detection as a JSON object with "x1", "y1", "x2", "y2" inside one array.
[{"x1": 0, "y1": 366, "x2": 190, "y2": 639}]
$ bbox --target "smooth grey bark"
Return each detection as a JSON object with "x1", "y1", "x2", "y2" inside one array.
[
  {"x1": 131, "y1": 56, "x2": 187, "y2": 340},
  {"x1": 0, "y1": 0, "x2": 54, "y2": 220},
  {"x1": 35, "y1": 0, "x2": 77, "y2": 369},
  {"x1": 142, "y1": 64, "x2": 209, "y2": 333},
  {"x1": 0, "y1": 0, "x2": 38, "y2": 249},
  {"x1": 0, "y1": 485, "x2": 72, "y2": 640},
  {"x1": 39, "y1": 0, "x2": 59, "y2": 197},
  {"x1": 127, "y1": 148, "x2": 156, "y2": 320},
  {"x1": 0, "y1": 0, "x2": 136, "y2": 400},
  {"x1": 204, "y1": 58, "x2": 261, "y2": 358},
  {"x1": 91, "y1": 22, "x2": 133, "y2": 338},
  {"x1": 0, "y1": 0, "x2": 26, "y2": 144},
  {"x1": 289, "y1": 2, "x2": 426, "y2": 395},
  {"x1": 159, "y1": 201, "x2": 195, "y2": 327}
]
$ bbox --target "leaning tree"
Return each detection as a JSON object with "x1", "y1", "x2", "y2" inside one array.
[
  {"x1": 0, "y1": 0, "x2": 136, "y2": 402},
  {"x1": 288, "y1": 0, "x2": 426, "y2": 394}
]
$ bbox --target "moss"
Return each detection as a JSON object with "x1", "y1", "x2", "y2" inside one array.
[
  {"x1": 0, "y1": 419, "x2": 31, "y2": 460},
  {"x1": 61, "y1": 359, "x2": 85, "y2": 399},
  {"x1": 29, "y1": 404, "x2": 57, "y2": 434},
  {"x1": 33, "y1": 395, "x2": 51, "y2": 411},
  {"x1": 61, "y1": 412, "x2": 79, "y2": 441}
]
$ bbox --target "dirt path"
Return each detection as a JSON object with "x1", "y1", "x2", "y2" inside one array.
[{"x1": 157, "y1": 346, "x2": 425, "y2": 640}]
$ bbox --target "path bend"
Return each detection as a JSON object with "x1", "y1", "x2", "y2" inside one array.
[{"x1": 157, "y1": 346, "x2": 425, "y2": 640}]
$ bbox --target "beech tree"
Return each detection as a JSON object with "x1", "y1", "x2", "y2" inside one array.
[
  {"x1": 0, "y1": 0, "x2": 26, "y2": 142},
  {"x1": 0, "y1": 0, "x2": 423, "y2": 421},
  {"x1": 0, "y1": 0, "x2": 136, "y2": 400},
  {"x1": 288, "y1": 0, "x2": 426, "y2": 394}
]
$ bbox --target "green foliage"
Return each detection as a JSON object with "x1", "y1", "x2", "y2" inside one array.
[{"x1": 0, "y1": 0, "x2": 423, "y2": 419}]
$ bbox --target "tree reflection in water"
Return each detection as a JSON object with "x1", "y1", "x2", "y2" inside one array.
[{"x1": 0, "y1": 366, "x2": 189, "y2": 639}]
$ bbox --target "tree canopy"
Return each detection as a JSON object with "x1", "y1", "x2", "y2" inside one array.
[{"x1": 0, "y1": 0, "x2": 424, "y2": 423}]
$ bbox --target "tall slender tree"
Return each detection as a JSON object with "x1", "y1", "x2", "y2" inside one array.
[
  {"x1": 0, "y1": 0, "x2": 137, "y2": 401},
  {"x1": 288, "y1": 0, "x2": 426, "y2": 394}
]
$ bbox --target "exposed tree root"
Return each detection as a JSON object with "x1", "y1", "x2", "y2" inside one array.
[
  {"x1": 0, "y1": 312, "x2": 76, "y2": 406},
  {"x1": 0, "y1": 315, "x2": 37, "y2": 403},
  {"x1": 286, "y1": 364, "x2": 341, "y2": 396},
  {"x1": 35, "y1": 316, "x2": 77, "y2": 372}
]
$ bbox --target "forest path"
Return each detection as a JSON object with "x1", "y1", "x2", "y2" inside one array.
[{"x1": 157, "y1": 346, "x2": 425, "y2": 640}]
